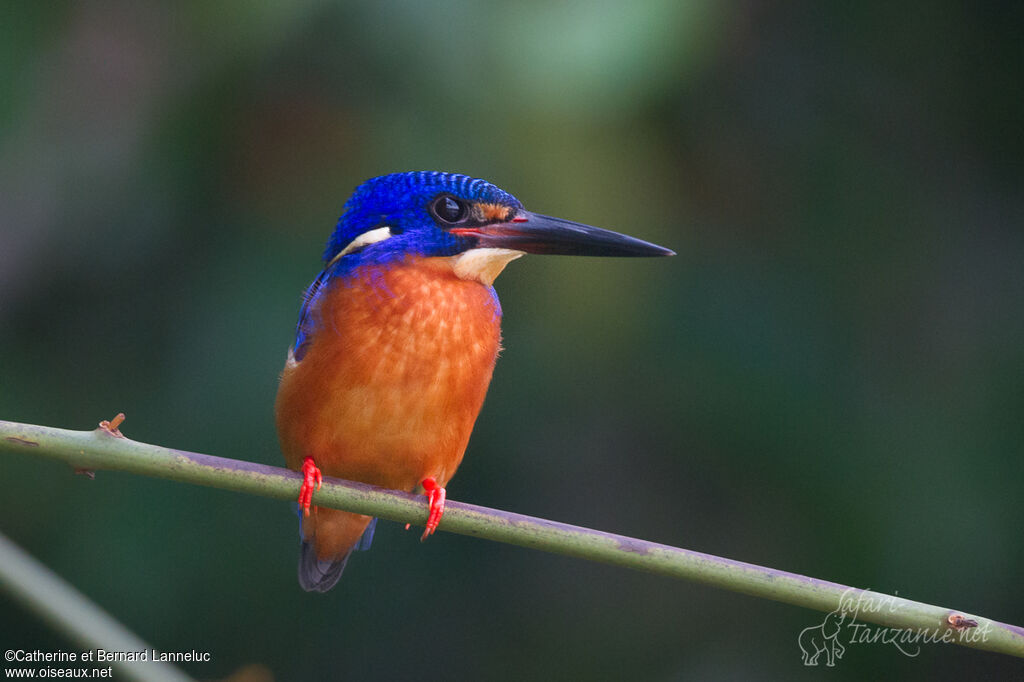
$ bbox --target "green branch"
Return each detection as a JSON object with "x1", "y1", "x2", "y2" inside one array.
[{"x1": 2, "y1": 418, "x2": 1022, "y2": 659}]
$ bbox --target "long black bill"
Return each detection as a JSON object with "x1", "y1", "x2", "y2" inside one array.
[{"x1": 457, "y1": 210, "x2": 675, "y2": 257}]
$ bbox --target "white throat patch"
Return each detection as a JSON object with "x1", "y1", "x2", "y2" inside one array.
[{"x1": 452, "y1": 248, "x2": 525, "y2": 286}]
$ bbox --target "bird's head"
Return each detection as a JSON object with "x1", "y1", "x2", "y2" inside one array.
[{"x1": 323, "y1": 171, "x2": 673, "y2": 285}]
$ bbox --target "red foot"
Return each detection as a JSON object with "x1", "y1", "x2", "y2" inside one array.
[
  {"x1": 299, "y1": 456, "x2": 322, "y2": 516},
  {"x1": 420, "y1": 477, "x2": 446, "y2": 541}
]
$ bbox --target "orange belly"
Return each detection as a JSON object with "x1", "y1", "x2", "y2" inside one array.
[{"x1": 275, "y1": 256, "x2": 502, "y2": 558}]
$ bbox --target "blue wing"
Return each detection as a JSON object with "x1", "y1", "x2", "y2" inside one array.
[{"x1": 292, "y1": 269, "x2": 331, "y2": 362}]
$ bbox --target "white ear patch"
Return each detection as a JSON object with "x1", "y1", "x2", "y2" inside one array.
[
  {"x1": 452, "y1": 248, "x2": 525, "y2": 286},
  {"x1": 331, "y1": 226, "x2": 393, "y2": 264}
]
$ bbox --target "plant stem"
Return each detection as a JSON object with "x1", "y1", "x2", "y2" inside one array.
[
  {"x1": 2, "y1": 418, "x2": 1022, "y2": 659},
  {"x1": 0, "y1": 530, "x2": 195, "y2": 682}
]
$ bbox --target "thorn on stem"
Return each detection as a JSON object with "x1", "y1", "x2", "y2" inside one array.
[
  {"x1": 98, "y1": 413, "x2": 126, "y2": 438},
  {"x1": 74, "y1": 468, "x2": 96, "y2": 480},
  {"x1": 947, "y1": 614, "x2": 978, "y2": 630}
]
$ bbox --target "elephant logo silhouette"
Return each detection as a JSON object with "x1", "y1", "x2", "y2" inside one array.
[{"x1": 799, "y1": 609, "x2": 847, "y2": 666}]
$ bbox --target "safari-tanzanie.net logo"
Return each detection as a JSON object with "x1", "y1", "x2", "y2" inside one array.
[{"x1": 798, "y1": 588, "x2": 987, "y2": 666}]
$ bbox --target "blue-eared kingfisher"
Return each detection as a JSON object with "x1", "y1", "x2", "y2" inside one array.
[{"x1": 275, "y1": 171, "x2": 673, "y2": 592}]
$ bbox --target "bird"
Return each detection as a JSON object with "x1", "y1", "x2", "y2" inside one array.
[{"x1": 275, "y1": 171, "x2": 673, "y2": 592}]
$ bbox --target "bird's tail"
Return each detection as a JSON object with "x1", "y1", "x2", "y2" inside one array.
[
  {"x1": 298, "y1": 541, "x2": 351, "y2": 593},
  {"x1": 297, "y1": 508, "x2": 377, "y2": 592}
]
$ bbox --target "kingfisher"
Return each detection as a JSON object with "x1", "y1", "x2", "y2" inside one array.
[{"x1": 275, "y1": 171, "x2": 672, "y2": 592}]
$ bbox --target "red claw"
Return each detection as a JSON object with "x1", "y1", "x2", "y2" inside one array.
[
  {"x1": 420, "y1": 477, "x2": 446, "y2": 541},
  {"x1": 299, "y1": 456, "x2": 323, "y2": 516}
]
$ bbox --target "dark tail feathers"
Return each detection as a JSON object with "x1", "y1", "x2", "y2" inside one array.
[
  {"x1": 297, "y1": 518, "x2": 377, "y2": 593},
  {"x1": 298, "y1": 542, "x2": 350, "y2": 592}
]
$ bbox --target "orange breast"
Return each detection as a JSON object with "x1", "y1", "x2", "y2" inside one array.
[{"x1": 275, "y1": 255, "x2": 503, "y2": 494}]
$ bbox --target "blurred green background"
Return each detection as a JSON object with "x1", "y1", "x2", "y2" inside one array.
[{"x1": 2, "y1": 1, "x2": 1021, "y2": 680}]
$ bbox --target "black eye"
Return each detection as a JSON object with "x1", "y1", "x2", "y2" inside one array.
[{"x1": 431, "y1": 195, "x2": 467, "y2": 225}]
